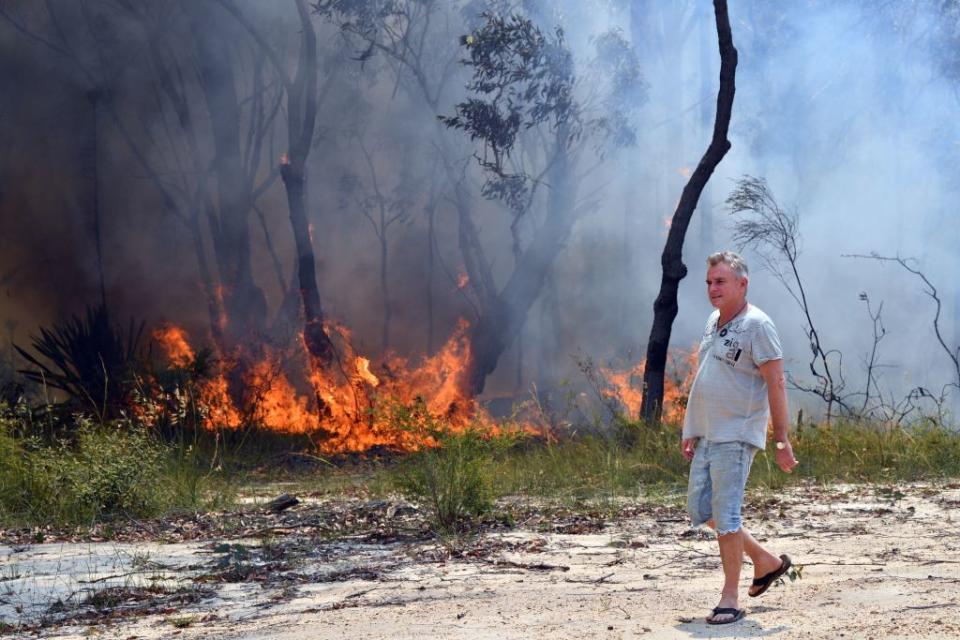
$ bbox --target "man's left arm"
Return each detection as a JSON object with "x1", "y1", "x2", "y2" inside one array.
[{"x1": 758, "y1": 358, "x2": 798, "y2": 473}]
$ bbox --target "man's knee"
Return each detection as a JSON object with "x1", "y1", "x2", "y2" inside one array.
[
  {"x1": 707, "y1": 518, "x2": 743, "y2": 537},
  {"x1": 716, "y1": 526, "x2": 742, "y2": 537}
]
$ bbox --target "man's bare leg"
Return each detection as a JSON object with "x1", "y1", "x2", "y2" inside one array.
[
  {"x1": 741, "y1": 527, "x2": 785, "y2": 595},
  {"x1": 702, "y1": 521, "x2": 783, "y2": 621},
  {"x1": 707, "y1": 523, "x2": 744, "y2": 623}
]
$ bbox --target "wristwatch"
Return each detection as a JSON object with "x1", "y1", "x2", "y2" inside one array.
[{"x1": 775, "y1": 441, "x2": 788, "y2": 450}]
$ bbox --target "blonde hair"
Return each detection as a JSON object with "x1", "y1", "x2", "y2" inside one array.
[{"x1": 707, "y1": 251, "x2": 749, "y2": 279}]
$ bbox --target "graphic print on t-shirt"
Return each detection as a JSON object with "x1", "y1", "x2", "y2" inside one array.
[{"x1": 715, "y1": 323, "x2": 745, "y2": 367}]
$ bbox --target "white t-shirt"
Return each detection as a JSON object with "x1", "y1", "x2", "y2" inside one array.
[{"x1": 681, "y1": 304, "x2": 783, "y2": 450}]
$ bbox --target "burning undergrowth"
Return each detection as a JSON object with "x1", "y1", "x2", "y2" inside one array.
[
  {"x1": 10, "y1": 304, "x2": 695, "y2": 457},
  {"x1": 147, "y1": 319, "x2": 536, "y2": 455},
  {"x1": 582, "y1": 346, "x2": 698, "y2": 427},
  {"x1": 144, "y1": 320, "x2": 697, "y2": 455}
]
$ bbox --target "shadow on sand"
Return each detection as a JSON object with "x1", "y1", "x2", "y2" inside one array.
[{"x1": 675, "y1": 606, "x2": 790, "y2": 638}]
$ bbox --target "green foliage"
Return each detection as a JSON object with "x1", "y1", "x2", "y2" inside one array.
[
  {"x1": 63, "y1": 421, "x2": 167, "y2": 517},
  {"x1": 390, "y1": 401, "x2": 517, "y2": 532},
  {"x1": 0, "y1": 406, "x2": 232, "y2": 527},
  {"x1": 451, "y1": 416, "x2": 960, "y2": 505},
  {"x1": 439, "y1": 12, "x2": 577, "y2": 213}
]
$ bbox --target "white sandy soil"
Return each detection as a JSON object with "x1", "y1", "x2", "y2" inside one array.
[{"x1": 6, "y1": 483, "x2": 960, "y2": 639}]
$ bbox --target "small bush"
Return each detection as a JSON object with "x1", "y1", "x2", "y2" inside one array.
[{"x1": 390, "y1": 401, "x2": 515, "y2": 532}]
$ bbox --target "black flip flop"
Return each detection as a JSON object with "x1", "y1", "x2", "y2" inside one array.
[
  {"x1": 749, "y1": 554, "x2": 792, "y2": 598},
  {"x1": 706, "y1": 607, "x2": 745, "y2": 625}
]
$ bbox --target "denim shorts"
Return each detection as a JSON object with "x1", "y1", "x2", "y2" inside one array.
[{"x1": 686, "y1": 439, "x2": 759, "y2": 535}]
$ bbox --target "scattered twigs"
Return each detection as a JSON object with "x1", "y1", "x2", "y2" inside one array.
[
  {"x1": 902, "y1": 602, "x2": 956, "y2": 611},
  {"x1": 491, "y1": 560, "x2": 570, "y2": 572},
  {"x1": 565, "y1": 572, "x2": 615, "y2": 584}
]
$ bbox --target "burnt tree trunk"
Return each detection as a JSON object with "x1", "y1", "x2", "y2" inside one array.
[
  {"x1": 639, "y1": 0, "x2": 737, "y2": 424},
  {"x1": 282, "y1": 0, "x2": 336, "y2": 366},
  {"x1": 281, "y1": 162, "x2": 335, "y2": 364},
  {"x1": 218, "y1": 0, "x2": 338, "y2": 366},
  {"x1": 697, "y1": 1, "x2": 716, "y2": 256}
]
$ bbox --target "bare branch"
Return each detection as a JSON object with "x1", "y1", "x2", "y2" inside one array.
[
  {"x1": 727, "y1": 176, "x2": 851, "y2": 419},
  {"x1": 845, "y1": 253, "x2": 960, "y2": 391}
]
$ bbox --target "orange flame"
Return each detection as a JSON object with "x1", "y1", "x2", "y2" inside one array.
[
  {"x1": 600, "y1": 346, "x2": 697, "y2": 424},
  {"x1": 200, "y1": 374, "x2": 243, "y2": 429},
  {"x1": 152, "y1": 325, "x2": 194, "y2": 367},
  {"x1": 151, "y1": 317, "x2": 525, "y2": 453},
  {"x1": 355, "y1": 357, "x2": 379, "y2": 387},
  {"x1": 152, "y1": 325, "x2": 242, "y2": 428}
]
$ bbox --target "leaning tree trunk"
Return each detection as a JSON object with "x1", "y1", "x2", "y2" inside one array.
[
  {"x1": 463, "y1": 127, "x2": 575, "y2": 396},
  {"x1": 639, "y1": 0, "x2": 737, "y2": 424}
]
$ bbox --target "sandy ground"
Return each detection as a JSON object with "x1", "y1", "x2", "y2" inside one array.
[{"x1": 5, "y1": 482, "x2": 960, "y2": 639}]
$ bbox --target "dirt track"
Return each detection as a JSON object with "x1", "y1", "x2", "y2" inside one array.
[{"x1": 8, "y1": 482, "x2": 960, "y2": 639}]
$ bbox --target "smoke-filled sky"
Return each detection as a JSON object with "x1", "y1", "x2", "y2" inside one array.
[{"x1": 1, "y1": 0, "x2": 958, "y2": 419}]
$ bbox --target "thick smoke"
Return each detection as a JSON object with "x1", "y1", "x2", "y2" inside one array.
[{"x1": 1, "y1": 0, "x2": 958, "y2": 419}]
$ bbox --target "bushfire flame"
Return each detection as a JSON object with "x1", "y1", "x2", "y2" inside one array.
[
  {"x1": 151, "y1": 323, "x2": 688, "y2": 453},
  {"x1": 600, "y1": 346, "x2": 697, "y2": 424},
  {"x1": 153, "y1": 325, "x2": 193, "y2": 367},
  {"x1": 152, "y1": 318, "x2": 511, "y2": 453}
]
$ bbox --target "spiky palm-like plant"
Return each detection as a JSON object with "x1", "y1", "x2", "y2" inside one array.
[{"x1": 15, "y1": 304, "x2": 144, "y2": 420}]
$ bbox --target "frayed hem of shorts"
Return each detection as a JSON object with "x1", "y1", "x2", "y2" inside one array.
[{"x1": 715, "y1": 526, "x2": 742, "y2": 536}]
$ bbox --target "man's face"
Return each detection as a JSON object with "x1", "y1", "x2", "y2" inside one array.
[{"x1": 706, "y1": 263, "x2": 747, "y2": 311}]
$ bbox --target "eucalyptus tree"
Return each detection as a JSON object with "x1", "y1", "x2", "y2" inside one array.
[
  {"x1": 440, "y1": 11, "x2": 642, "y2": 395},
  {"x1": 216, "y1": 0, "x2": 344, "y2": 367},
  {"x1": 318, "y1": 1, "x2": 642, "y2": 396}
]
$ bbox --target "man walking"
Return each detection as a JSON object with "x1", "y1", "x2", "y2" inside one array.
[{"x1": 681, "y1": 251, "x2": 799, "y2": 625}]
